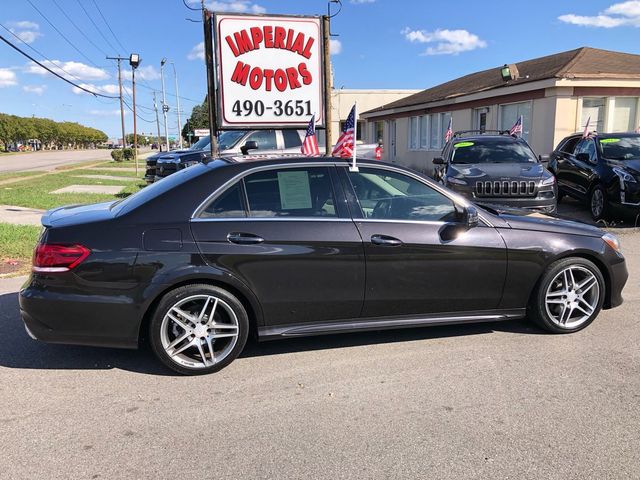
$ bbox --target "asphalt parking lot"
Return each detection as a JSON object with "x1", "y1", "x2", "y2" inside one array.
[{"x1": 1, "y1": 203, "x2": 639, "y2": 479}]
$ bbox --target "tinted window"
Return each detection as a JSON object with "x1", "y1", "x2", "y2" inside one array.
[
  {"x1": 559, "y1": 137, "x2": 580, "y2": 154},
  {"x1": 575, "y1": 139, "x2": 597, "y2": 162},
  {"x1": 348, "y1": 168, "x2": 456, "y2": 222},
  {"x1": 598, "y1": 135, "x2": 640, "y2": 160},
  {"x1": 451, "y1": 138, "x2": 537, "y2": 164},
  {"x1": 244, "y1": 167, "x2": 337, "y2": 218},
  {"x1": 245, "y1": 130, "x2": 277, "y2": 150},
  {"x1": 200, "y1": 183, "x2": 246, "y2": 218},
  {"x1": 283, "y1": 130, "x2": 303, "y2": 148},
  {"x1": 218, "y1": 131, "x2": 245, "y2": 150}
]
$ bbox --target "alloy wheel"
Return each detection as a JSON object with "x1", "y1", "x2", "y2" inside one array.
[
  {"x1": 591, "y1": 188, "x2": 604, "y2": 218},
  {"x1": 160, "y1": 294, "x2": 240, "y2": 369},
  {"x1": 544, "y1": 266, "x2": 600, "y2": 329}
]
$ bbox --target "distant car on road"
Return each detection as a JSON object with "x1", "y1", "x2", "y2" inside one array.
[
  {"x1": 20, "y1": 155, "x2": 627, "y2": 375},
  {"x1": 549, "y1": 132, "x2": 640, "y2": 221},
  {"x1": 433, "y1": 131, "x2": 557, "y2": 214}
]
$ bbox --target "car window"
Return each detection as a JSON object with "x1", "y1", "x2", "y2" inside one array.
[
  {"x1": 559, "y1": 136, "x2": 580, "y2": 154},
  {"x1": 598, "y1": 136, "x2": 640, "y2": 160},
  {"x1": 450, "y1": 138, "x2": 537, "y2": 164},
  {"x1": 245, "y1": 130, "x2": 277, "y2": 150},
  {"x1": 283, "y1": 130, "x2": 303, "y2": 149},
  {"x1": 348, "y1": 168, "x2": 457, "y2": 222},
  {"x1": 199, "y1": 182, "x2": 246, "y2": 218},
  {"x1": 244, "y1": 167, "x2": 337, "y2": 218},
  {"x1": 575, "y1": 139, "x2": 597, "y2": 162}
]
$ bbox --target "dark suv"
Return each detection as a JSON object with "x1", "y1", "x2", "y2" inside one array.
[
  {"x1": 549, "y1": 132, "x2": 640, "y2": 221},
  {"x1": 434, "y1": 131, "x2": 557, "y2": 213}
]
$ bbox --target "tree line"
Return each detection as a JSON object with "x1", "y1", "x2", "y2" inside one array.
[{"x1": 0, "y1": 113, "x2": 108, "y2": 151}]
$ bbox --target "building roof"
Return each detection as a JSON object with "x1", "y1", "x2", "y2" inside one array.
[{"x1": 364, "y1": 47, "x2": 640, "y2": 115}]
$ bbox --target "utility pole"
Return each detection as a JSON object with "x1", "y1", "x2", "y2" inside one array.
[
  {"x1": 203, "y1": 3, "x2": 218, "y2": 157},
  {"x1": 322, "y1": 16, "x2": 332, "y2": 155},
  {"x1": 170, "y1": 62, "x2": 183, "y2": 149},
  {"x1": 160, "y1": 58, "x2": 170, "y2": 151},
  {"x1": 129, "y1": 53, "x2": 140, "y2": 176},
  {"x1": 153, "y1": 91, "x2": 162, "y2": 152},
  {"x1": 107, "y1": 56, "x2": 126, "y2": 148}
]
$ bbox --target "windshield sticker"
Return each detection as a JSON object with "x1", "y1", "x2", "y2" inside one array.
[
  {"x1": 600, "y1": 138, "x2": 620, "y2": 144},
  {"x1": 277, "y1": 171, "x2": 312, "y2": 210},
  {"x1": 453, "y1": 141, "x2": 474, "y2": 148}
]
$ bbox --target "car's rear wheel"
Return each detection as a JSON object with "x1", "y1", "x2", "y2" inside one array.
[
  {"x1": 529, "y1": 257, "x2": 604, "y2": 333},
  {"x1": 149, "y1": 284, "x2": 249, "y2": 375},
  {"x1": 589, "y1": 184, "x2": 608, "y2": 221}
]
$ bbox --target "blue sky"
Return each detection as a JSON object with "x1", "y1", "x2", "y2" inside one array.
[{"x1": 1, "y1": 0, "x2": 640, "y2": 138}]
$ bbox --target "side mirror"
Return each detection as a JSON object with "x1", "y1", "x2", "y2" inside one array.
[
  {"x1": 538, "y1": 154, "x2": 550, "y2": 166},
  {"x1": 575, "y1": 152, "x2": 590, "y2": 162},
  {"x1": 240, "y1": 140, "x2": 258, "y2": 155},
  {"x1": 433, "y1": 157, "x2": 446, "y2": 165},
  {"x1": 462, "y1": 205, "x2": 479, "y2": 229}
]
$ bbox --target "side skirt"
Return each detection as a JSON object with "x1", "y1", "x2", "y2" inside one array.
[{"x1": 258, "y1": 309, "x2": 527, "y2": 340}]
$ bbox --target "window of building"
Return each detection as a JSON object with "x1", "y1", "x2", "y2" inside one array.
[
  {"x1": 408, "y1": 113, "x2": 451, "y2": 151},
  {"x1": 339, "y1": 120, "x2": 364, "y2": 141},
  {"x1": 440, "y1": 112, "x2": 451, "y2": 144},
  {"x1": 409, "y1": 116, "x2": 419, "y2": 149},
  {"x1": 499, "y1": 102, "x2": 532, "y2": 139},
  {"x1": 429, "y1": 114, "x2": 441, "y2": 150},
  {"x1": 373, "y1": 121, "x2": 384, "y2": 144},
  {"x1": 419, "y1": 116, "x2": 428, "y2": 149},
  {"x1": 612, "y1": 97, "x2": 638, "y2": 132},
  {"x1": 244, "y1": 167, "x2": 337, "y2": 218},
  {"x1": 581, "y1": 97, "x2": 606, "y2": 133}
]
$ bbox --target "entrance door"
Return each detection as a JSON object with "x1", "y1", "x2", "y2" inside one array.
[
  {"x1": 475, "y1": 107, "x2": 489, "y2": 132},
  {"x1": 388, "y1": 120, "x2": 397, "y2": 162}
]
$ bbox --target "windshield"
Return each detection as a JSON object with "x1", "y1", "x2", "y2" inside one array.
[
  {"x1": 451, "y1": 138, "x2": 537, "y2": 164},
  {"x1": 190, "y1": 136, "x2": 210, "y2": 150},
  {"x1": 598, "y1": 136, "x2": 640, "y2": 160},
  {"x1": 218, "y1": 131, "x2": 245, "y2": 150}
]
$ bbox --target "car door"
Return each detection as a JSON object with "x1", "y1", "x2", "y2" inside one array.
[
  {"x1": 190, "y1": 164, "x2": 365, "y2": 327},
  {"x1": 339, "y1": 166, "x2": 507, "y2": 318},
  {"x1": 553, "y1": 136, "x2": 581, "y2": 195},
  {"x1": 566, "y1": 138, "x2": 598, "y2": 197}
]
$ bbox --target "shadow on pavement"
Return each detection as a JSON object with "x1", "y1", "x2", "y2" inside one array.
[
  {"x1": 557, "y1": 196, "x2": 640, "y2": 229},
  {"x1": 0, "y1": 290, "x2": 546, "y2": 375}
]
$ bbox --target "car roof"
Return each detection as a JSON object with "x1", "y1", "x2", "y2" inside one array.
[
  {"x1": 564, "y1": 131, "x2": 640, "y2": 140},
  {"x1": 208, "y1": 155, "x2": 400, "y2": 170},
  {"x1": 451, "y1": 134, "x2": 523, "y2": 142}
]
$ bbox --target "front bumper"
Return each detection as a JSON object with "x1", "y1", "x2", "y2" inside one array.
[{"x1": 606, "y1": 253, "x2": 628, "y2": 309}]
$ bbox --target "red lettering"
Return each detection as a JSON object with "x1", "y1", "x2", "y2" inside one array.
[
  {"x1": 273, "y1": 26, "x2": 286, "y2": 49},
  {"x1": 274, "y1": 70, "x2": 287, "y2": 92},
  {"x1": 298, "y1": 62, "x2": 312, "y2": 85},
  {"x1": 233, "y1": 30, "x2": 253, "y2": 54},
  {"x1": 249, "y1": 66, "x2": 263, "y2": 90},
  {"x1": 286, "y1": 67, "x2": 301, "y2": 90},
  {"x1": 263, "y1": 68, "x2": 274, "y2": 91},
  {"x1": 291, "y1": 32, "x2": 305, "y2": 56},
  {"x1": 231, "y1": 61, "x2": 250, "y2": 85},
  {"x1": 249, "y1": 27, "x2": 263, "y2": 50},
  {"x1": 301, "y1": 37, "x2": 314, "y2": 59},
  {"x1": 285, "y1": 28, "x2": 295, "y2": 50},
  {"x1": 264, "y1": 26, "x2": 274, "y2": 48},
  {"x1": 225, "y1": 35, "x2": 240, "y2": 57}
]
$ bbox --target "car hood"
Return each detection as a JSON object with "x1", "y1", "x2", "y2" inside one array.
[
  {"x1": 450, "y1": 162, "x2": 545, "y2": 180},
  {"x1": 482, "y1": 204, "x2": 603, "y2": 237},
  {"x1": 605, "y1": 158, "x2": 640, "y2": 175},
  {"x1": 157, "y1": 150, "x2": 205, "y2": 163},
  {"x1": 41, "y1": 201, "x2": 116, "y2": 227}
]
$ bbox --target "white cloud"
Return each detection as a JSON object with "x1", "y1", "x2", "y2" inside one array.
[
  {"x1": 0, "y1": 69, "x2": 18, "y2": 87},
  {"x1": 200, "y1": 1, "x2": 266, "y2": 13},
  {"x1": 559, "y1": 1, "x2": 640, "y2": 28},
  {"x1": 350, "y1": 0, "x2": 375, "y2": 3},
  {"x1": 121, "y1": 65, "x2": 161, "y2": 81},
  {"x1": 23, "y1": 84, "x2": 46, "y2": 95},
  {"x1": 402, "y1": 27, "x2": 487, "y2": 55},
  {"x1": 188, "y1": 42, "x2": 205, "y2": 61},
  {"x1": 26, "y1": 60, "x2": 109, "y2": 81},
  {"x1": 71, "y1": 83, "x2": 120, "y2": 95},
  {"x1": 330, "y1": 39, "x2": 342, "y2": 55},
  {"x1": 7, "y1": 20, "x2": 41, "y2": 44},
  {"x1": 89, "y1": 109, "x2": 127, "y2": 116}
]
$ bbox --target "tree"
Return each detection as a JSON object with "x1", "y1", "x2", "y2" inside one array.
[{"x1": 182, "y1": 96, "x2": 209, "y2": 142}]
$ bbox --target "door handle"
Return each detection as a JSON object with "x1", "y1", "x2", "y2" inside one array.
[
  {"x1": 227, "y1": 232, "x2": 264, "y2": 245},
  {"x1": 371, "y1": 234, "x2": 403, "y2": 246}
]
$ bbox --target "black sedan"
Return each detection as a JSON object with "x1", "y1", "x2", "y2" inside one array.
[
  {"x1": 549, "y1": 132, "x2": 640, "y2": 220},
  {"x1": 20, "y1": 157, "x2": 628, "y2": 375}
]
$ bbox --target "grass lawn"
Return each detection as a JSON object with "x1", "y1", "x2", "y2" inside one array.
[
  {"x1": 0, "y1": 223, "x2": 40, "y2": 271},
  {"x1": 0, "y1": 171, "x2": 44, "y2": 183}
]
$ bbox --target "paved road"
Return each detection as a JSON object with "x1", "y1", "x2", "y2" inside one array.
[
  {"x1": 0, "y1": 149, "x2": 119, "y2": 173},
  {"x1": 1, "y1": 230, "x2": 639, "y2": 479}
]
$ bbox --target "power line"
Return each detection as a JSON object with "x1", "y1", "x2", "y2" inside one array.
[
  {"x1": 91, "y1": 0, "x2": 128, "y2": 54},
  {"x1": 50, "y1": 0, "x2": 110, "y2": 57},
  {"x1": 75, "y1": 0, "x2": 120, "y2": 55},
  {"x1": 122, "y1": 98, "x2": 155, "y2": 123},
  {"x1": 25, "y1": 0, "x2": 101, "y2": 68},
  {"x1": 0, "y1": 32, "x2": 118, "y2": 98},
  {"x1": 136, "y1": 81, "x2": 201, "y2": 103}
]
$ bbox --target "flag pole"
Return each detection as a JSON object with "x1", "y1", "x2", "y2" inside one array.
[{"x1": 350, "y1": 101, "x2": 358, "y2": 172}]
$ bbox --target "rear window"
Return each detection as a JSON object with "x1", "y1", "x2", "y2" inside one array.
[
  {"x1": 451, "y1": 138, "x2": 537, "y2": 164},
  {"x1": 112, "y1": 161, "x2": 225, "y2": 216}
]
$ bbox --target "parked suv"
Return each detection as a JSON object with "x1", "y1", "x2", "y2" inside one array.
[
  {"x1": 434, "y1": 131, "x2": 557, "y2": 213},
  {"x1": 549, "y1": 132, "x2": 640, "y2": 221}
]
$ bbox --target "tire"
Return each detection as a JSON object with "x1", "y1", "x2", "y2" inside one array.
[
  {"x1": 589, "y1": 184, "x2": 608, "y2": 221},
  {"x1": 149, "y1": 284, "x2": 249, "y2": 375},
  {"x1": 529, "y1": 257, "x2": 605, "y2": 334},
  {"x1": 557, "y1": 189, "x2": 564, "y2": 204}
]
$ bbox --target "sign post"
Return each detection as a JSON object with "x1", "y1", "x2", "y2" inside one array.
[{"x1": 203, "y1": 6, "x2": 218, "y2": 157}]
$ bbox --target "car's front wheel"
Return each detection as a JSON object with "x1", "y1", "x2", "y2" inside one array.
[
  {"x1": 149, "y1": 284, "x2": 249, "y2": 375},
  {"x1": 589, "y1": 184, "x2": 608, "y2": 221},
  {"x1": 529, "y1": 257, "x2": 605, "y2": 333}
]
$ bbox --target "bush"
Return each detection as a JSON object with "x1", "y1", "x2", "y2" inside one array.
[
  {"x1": 110, "y1": 149, "x2": 124, "y2": 162},
  {"x1": 122, "y1": 147, "x2": 134, "y2": 161}
]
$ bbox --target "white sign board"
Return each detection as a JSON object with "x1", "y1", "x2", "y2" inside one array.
[
  {"x1": 194, "y1": 129, "x2": 210, "y2": 137},
  {"x1": 214, "y1": 13, "x2": 324, "y2": 128}
]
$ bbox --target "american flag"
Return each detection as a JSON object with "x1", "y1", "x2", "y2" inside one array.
[
  {"x1": 583, "y1": 116, "x2": 591, "y2": 138},
  {"x1": 332, "y1": 105, "x2": 356, "y2": 158},
  {"x1": 301, "y1": 115, "x2": 320, "y2": 156},
  {"x1": 444, "y1": 117, "x2": 453, "y2": 143},
  {"x1": 510, "y1": 115, "x2": 523, "y2": 136}
]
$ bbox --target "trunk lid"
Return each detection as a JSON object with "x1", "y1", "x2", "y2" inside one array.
[{"x1": 41, "y1": 201, "x2": 117, "y2": 228}]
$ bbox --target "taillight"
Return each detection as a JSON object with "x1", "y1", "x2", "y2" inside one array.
[{"x1": 32, "y1": 244, "x2": 91, "y2": 273}]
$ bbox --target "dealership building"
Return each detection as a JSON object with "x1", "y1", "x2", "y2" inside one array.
[{"x1": 360, "y1": 47, "x2": 640, "y2": 173}]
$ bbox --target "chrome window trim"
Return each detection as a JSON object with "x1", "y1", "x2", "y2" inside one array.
[{"x1": 191, "y1": 217, "x2": 352, "y2": 223}]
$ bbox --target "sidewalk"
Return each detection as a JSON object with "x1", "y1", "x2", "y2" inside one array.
[
  {"x1": 0, "y1": 274, "x2": 27, "y2": 293},
  {"x1": 0, "y1": 205, "x2": 44, "y2": 226}
]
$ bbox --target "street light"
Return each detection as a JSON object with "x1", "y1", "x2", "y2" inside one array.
[
  {"x1": 129, "y1": 53, "x2": 141, "y2": 176},
  {"x1": 170, "y1": 62, "x2": 183, "y2": 149},
  {"x1": 160, "y1": 58, "x2": 170, "y2": 151}
]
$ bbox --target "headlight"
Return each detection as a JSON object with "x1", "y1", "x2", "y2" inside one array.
[
  {"x1": 540, "y1": 175, "x2": 556, "y2": 186},
  {"x1": 602, "y1": 232, "x2": 622, "y2": 255},
  {"x1": 613, "y1": 167, "x2": 637, "y2": 184},
  {"x1": 446, "y1": 177, "x2": 467, "y2": 186}
]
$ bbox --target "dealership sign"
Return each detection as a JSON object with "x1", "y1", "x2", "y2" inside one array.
[{"x1": 214, "y1": 13, "x2": 324, "y2": 128}]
